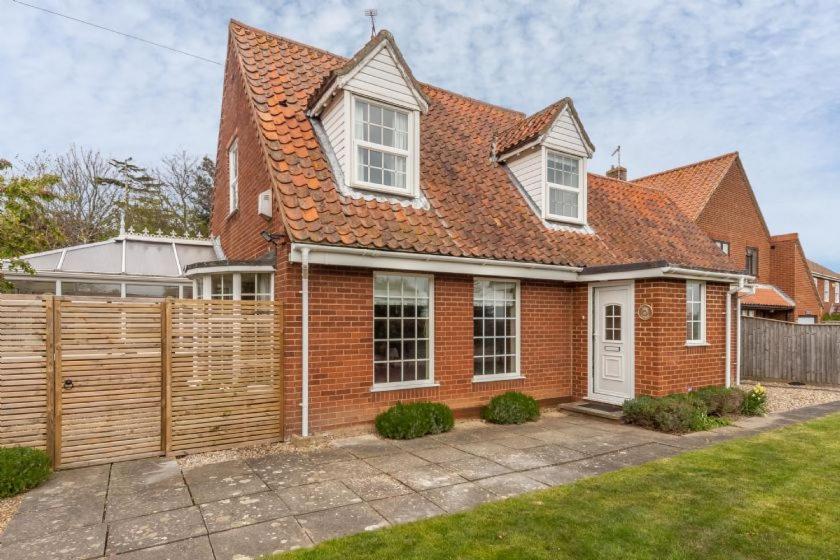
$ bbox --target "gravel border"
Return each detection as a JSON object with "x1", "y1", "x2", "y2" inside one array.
[
  {"x1": 0, "y1": 495, "x2": 23, "y2": 535},
  {"x1": 741, "y1": 380, "x2": 840, "y2": 413}
]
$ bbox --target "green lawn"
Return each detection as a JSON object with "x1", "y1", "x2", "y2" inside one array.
[{"x1": 275, "y1": 414, "x2": 840, "y2": 560}]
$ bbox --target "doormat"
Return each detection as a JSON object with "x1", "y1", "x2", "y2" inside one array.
[{"x1": 580, "y1": 401, "x2": 623, "y2": 413}]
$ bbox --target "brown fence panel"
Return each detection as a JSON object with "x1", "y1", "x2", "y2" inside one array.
[
  {"x1": 57, "y1": 299, "x2": 163, "y2": 468},
  {"x1": 168, "y1": 300, "x2": 283, "y2": 454},
  {"x1": 0, "y1": 296, "x2": 49, "y2": 451},
  {"x1": 741, "y1": 316, "x2": 840, "y2": 385}
]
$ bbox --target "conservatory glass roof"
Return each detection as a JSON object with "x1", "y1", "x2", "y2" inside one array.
[{"x1": 10, "y1": 231, "x2": 219, "y2": 280}]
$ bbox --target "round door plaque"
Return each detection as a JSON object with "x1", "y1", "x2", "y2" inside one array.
[{"x1": 637, "y1": 304, "x2": 654, "y2": 321}]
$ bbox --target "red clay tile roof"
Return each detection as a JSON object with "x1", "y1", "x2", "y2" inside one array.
[
  {"x1": 493, "y1": 98, "x2": 593, "y2": 157},
  {"x1": 741, "y1": 284, "x2": 795, "y2": 309},
  {"x1": 632, "y1": 152, "x2": 739, "y2": 220},
  {"x1": 807, "y1": 259, "x2": 840, "y2": 280},
  {"x1": 228, "y1": 20, "x2": 740, "y2": 273}
]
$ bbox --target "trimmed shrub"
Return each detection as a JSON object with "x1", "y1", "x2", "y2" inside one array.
[
  {"x1": 482, "y1": 391, "x2": 540, "y2": 424},
  {"x1": 623, "y1": 392, "x2": 731, "y2": 434},
  {"x1": 694, "y1": 386, "x2": 745, "y2": 416},
  {"x1": 0, "y1": 447, "x2": 51, "y2": 498},
  {"x1": 375, "y1": 402, "x2": 454, "y2": 439},
  {"x1": 742, "y1": 384, "x2": 768, "y2": 416}
]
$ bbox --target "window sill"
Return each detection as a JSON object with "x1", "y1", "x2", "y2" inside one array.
[
  {"x1": 349, "y1": 180, "x2": 417, "y2": 199},
  {"x1": 370, "y1": 381, "x2": 439, "y2": 393},
  {"x1": 226, "y1": 208, "x2": 239, "y2": 221},
  {"x1": 685, "y1": 341, "x2": 710, "y2": 347},
  {"x1": 545, "y1": 215, "x2": 585, "y2": 226},
  {"x1": 472, "y1": 374, "x2": 525, "y2": 383}
]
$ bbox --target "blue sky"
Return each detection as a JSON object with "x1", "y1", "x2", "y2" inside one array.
[{"x1": 2, "y1": 0, "x2": 839, "y2": 268}]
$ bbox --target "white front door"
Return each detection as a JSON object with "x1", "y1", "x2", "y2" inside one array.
[{"x1": 591, "y1": 284, "x2": 634, "y2": 404}]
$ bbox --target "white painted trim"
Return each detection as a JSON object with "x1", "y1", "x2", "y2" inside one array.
[
  {"x1": 183, "y1": 265, "x2": 275, "y2": 277},
  {"x1": 290, "y1": 244, "x2": 580, "y2": 281},
  {"x1": 588, "y1": 281, "x2": 635, "y2": 404},
  {"x1": 582, "y1": 266, "x2": 749, "y2": 283},
  {"x1": 120, "y1": 239, "x2": 127, "y2": 274},
  {"x1": 685, "y1": 280, "x2": 707, "y2": 345},
  {"x1": 56, "y1": 249, "x2": 67, "y2": 271},
  {"x1": 2, "y1": 271, "x2": 193, "y2": 284},
  {"x1": 496, "y1": 138, "x2": 544, "y2": 163},
  {"x1": 543, "y1": 148, "x2": 587, "y2": 225},
  {"x1": 228, "y1": 138, "x2": 239, "y2": 214},
  {"x1": 472, "y1": 374, "x2": 525, "y2": 383},
  {"x1": 172, "y1": 242, "x2": 183, "y2": 275},
  {"x1": 372, "y1": 271, "x2": 435, "y2": 389}
]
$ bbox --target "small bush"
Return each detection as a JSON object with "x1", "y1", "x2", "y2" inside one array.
[
  {"x1": 742, "y1": 384, "x2": 768, "y2": 416},
  {"x1": 482, "y1": 391, "x2": 540, "y2": 424},
  {"x1": 375, "y1": 402, "x2": 454, "y2": 439},
  {"x1": 0, "y1": 447, "x2": 51, "y2": 498},
  {"x1": 623, "y1": 392, "x2": 730, "y2": 434},
  {"x1": 694, "y1": 386, "x2": 745, "y2": 416}
]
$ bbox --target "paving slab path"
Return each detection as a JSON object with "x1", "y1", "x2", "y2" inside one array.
[{"x1": 1, "y1": 402, "x2": 838, "y2": 560}]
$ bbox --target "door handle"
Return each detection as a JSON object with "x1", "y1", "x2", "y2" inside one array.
[{"x1": 63, "y1": 379, "x2": 74, "y2": 390}]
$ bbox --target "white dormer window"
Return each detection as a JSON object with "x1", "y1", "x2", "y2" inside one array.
[
  {"x1": 228, "y1": 139, "x2": 239, "y2": 214},
  {"x1": 350, "y1": 95, "x2": 417, "y2": 196},
  {"x1": 544, "y1": 149, "x2": 586, "y2": 223}
]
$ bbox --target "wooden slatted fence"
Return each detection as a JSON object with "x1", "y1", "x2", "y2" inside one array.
[
  {"x1": 741, "y1": 316, "x2": 840, "y2": 385},
  {"x1": 0, "y1": 295, "x2": 284, "y2": 468}
]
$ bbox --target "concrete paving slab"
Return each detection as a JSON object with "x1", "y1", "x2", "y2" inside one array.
[
  {"x1": 305, "y1": 447, "x2": 356, "y2": 465},
  {"x1": 1, "y1": 500, "x2": 103, "y2": 542},
  {"x1": 391, "y1": 464, "x2": 467, "y2": 491},
  {"x1": 365, "y1": 452, "x2": 430, "y2": 474},
  {"x1": 524, "y1": 463, "x2": 594, "y2": 486},
  {"x1": 306, "y1": 459, "x2": 380, "y2": 484},
  {"x1": 561, "y1": 433, "x2": 651, "y2": 455},
  {"x1": 411, "y1": 445, "x2": 473, "y2": 463},
  {"x1": 491, "y1": 448, "x2": 555, "y2": 470},
  {"x1": 113, "y1": 536, "x2": 214, "y2": 560},
  {"x1": 334, "y1": 437, "x2": 400, "y2": 459},
  {"x1": 429, "y1": 429, "x2": 484, "y2": 445},
  {"x1": 440, "y1": 456, "x2": 511, "y2": 481},
  {"x1": 106, "y1": 485, "x2": 193, "y2": 522},
  {"x1": 200, "y1": 491, "x2": 291, "y2": 533},
  {"x1": 17, "y1": 465, "x2": 108, "y2": 514},
  {"x1": 422, "y1": 482, "x2": 498, "y2": 513},
  {"x1": 450, "y1": 441, "x2": 511, "y2": 458},
  {"x1": 369, "y1": 493, "x2": 444, "y2": 524},
  {"x1": 528, "y1": 445, "x2": 588, "y2": 465},
  {"x1": 297, "y1": 503, "x2": 388, "y2": 544},
  {"x1": 0, "y1": 524, "x2": 105, "y2": 560},
  {"x1": 475, "y1": 472, "x2": 548, "y2": 497},
  {"x1": 209, "y1": 517, "x2": 311, "y2": 560},
  {"x1": 183, "y1": 460, "x2": 268, "y2": 504},
  {"x1": 106, "y1": 506, "x2": 206, "y2": 555},
  {"x1": 392, "y1": 437, "x2": 442, "y2": 451},
  {"x1": 609, "y1": 443, "x2": 681, "y2": 466},
  {"x1": 278, "y1": 480, "x2": 361, "y2": 515},
  {"x1": 247, "y1": 454, "x2": 317, "y2": 489},
  {"x1": 342, "y1": 474, "x2": 412, "y2": 501},
  {"x1": 489, "y1": 434, "x2": 546, "y2": 449}
]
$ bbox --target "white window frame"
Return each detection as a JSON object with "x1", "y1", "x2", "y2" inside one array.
[
  {"x1": 371, "y1": 271, "x2": 436, "y2": 392},
  {"x1": 347, "y1": 93, "x2": 420, "y2": 198},
  {"x1": 745, "y1": 247, "x2": 758, "y2": 276},
  {"x1": 542, "y1": 147, "x2": 587, "y2": 225},
  {"x1": 228, "y1": 139, "x2": 239, "y2": 214},
  {"x1": 472, "y1": 277, "x2": 522, "y2": 382},
  {"x1": 714, "y1": 240, "x2": 730, "y2": 255},
  {"x1": 834, "y1": 282, "x2": 839, "y2": 305},
  {"x1": 196, "y1": 272, "x2": 274, "y2": 301},
  {"x1": 823, "y1": 279, "x2": 830, "y2": 303},
  {"x1": 686, "y1": 280, "x2": 707, "y2": 345}
]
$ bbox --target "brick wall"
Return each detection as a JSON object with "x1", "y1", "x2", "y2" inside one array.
[
  {"x1": 695, "y1": 162, "x2": 771, "y2": 283},
  {"x1": 209, "y1": 43, "x2": 279, "y2": 261},
  {"x1": 769, "y1": 234, "x2": 823, "y2": 321},
  {"x1": 634, "y1": 279, "x2": 730, "y2": 395},
  {"x1": 279, "y1": 267, "x2": 580, "y2": 435}
]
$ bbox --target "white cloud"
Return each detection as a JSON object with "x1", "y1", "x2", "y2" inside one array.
[{"x1": 1, "y1": 0, "x2": 839, "y2": 268}]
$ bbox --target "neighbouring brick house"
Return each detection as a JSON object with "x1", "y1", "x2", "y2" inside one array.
[
  {"x1": 807, "y1": 259, "x2": 840, "y2": 316},
  {"x1": 200, "y1": 21, "x2": 751, "y2": 437},
  {"x1": 631, "y1": 153, "x2": 824, "y2": 323}
]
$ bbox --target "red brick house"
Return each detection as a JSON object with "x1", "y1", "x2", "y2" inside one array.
[
  {"x1": 198, "y1": 21, "x2": 750, "y2": 437},
  {"x1": 632, "y1": 153, "x2": 823, "y2": 323},
  {"x1": 807, "y1": 259, "x2": 840, "y2": 317}
]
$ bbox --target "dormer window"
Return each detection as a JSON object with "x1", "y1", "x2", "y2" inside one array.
[
  {"x1": 545, "y1": 150, "x2": 585, "y2": 222},
  {"x1": 353, "y1": 97, "x2": 411, "y2": 193}
]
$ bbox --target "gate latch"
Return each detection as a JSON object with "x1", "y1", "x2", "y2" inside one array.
[{"x1": 63, "y1": 379, "x2": 74, "y2": 390}]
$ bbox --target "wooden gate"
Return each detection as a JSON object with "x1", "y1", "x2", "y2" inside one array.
[
  {"x1": 0, "y1": 295, "x2": 284, "y2": 469},
  {"x1": 57, "y1": 301, "x2": 163, "y2": 468}
]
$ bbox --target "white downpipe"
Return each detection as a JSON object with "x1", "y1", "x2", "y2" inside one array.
[
  {"x1": 725, "y1": 289, "x2": 732, "y2": 388},
  {"x1": 301, "y1": 247, "x2": 310, "y2": 437},
  {"x1": 736, "y1": 296, "x2": 742, "y2": 386}
]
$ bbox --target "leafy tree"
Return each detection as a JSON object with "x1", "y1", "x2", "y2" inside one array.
[
  {"x1": 97, "y1": 158, "x2": 169, "y2": 234},
  {"x1": 155, "y1": 152, "x2": 214, "y2": 236},
  {"x1": 0, "y1": 159, "x2": 63, "y2": 292}
]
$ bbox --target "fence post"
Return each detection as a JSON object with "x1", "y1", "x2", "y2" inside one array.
[
  {"x1": 161, "y1": 298, "x2": 172, "y2": 456},
  {"x1": 51, "y1": 297, "x2": 64, "y2": 469},
  {"x1": 43, "y1": 296, "x2": 56, "y2": 467}
]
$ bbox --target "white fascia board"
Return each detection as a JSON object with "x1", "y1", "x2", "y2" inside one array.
[
  {"x1": 496, "y1": 138, "x2": 543, "y2": 163},
  {"x1": 183, "y1": 265, "x2": 275, "y2": 277},
  {"x1": 581, "y1": 266, "x2": 749, "y2": 283},
  {"x1": 2, "y1": 271, "x2": 193, "y2": 284},
  {"x1": 290, "y1": 243, "x2": 581, "y2": 281}
]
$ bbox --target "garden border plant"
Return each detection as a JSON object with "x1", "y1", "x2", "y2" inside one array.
[
  {"x1": 375, "y1": 401, "x2": 454, "y2": 439},
  {"x1": 622, "y1": 384, "x2": 768, "y2": 434},
  {"x1": 482, "y1": 391, "x2": 540, "y2": 424},
  {"x1": 0, "y1": 447, "x2": 51, "y2": 498}
]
